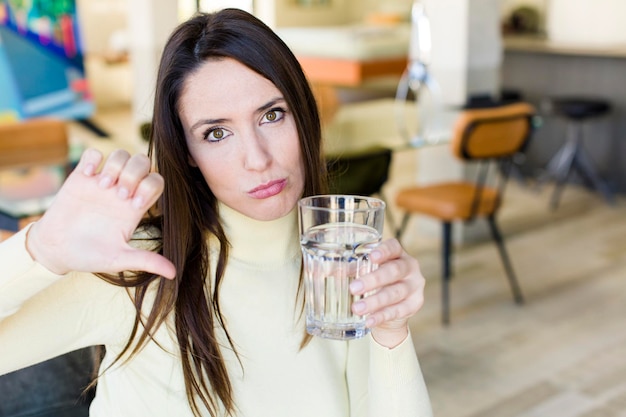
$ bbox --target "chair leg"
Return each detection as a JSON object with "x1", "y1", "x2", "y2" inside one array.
[
  {"x1": 395, "y1": 213, "x2": 411, "y2": 240},
  {"x1": 486, "y1": 215, "x2": 524, "y2": 304},
  {"x1": 549, "y1": 129, "x2": 578, "y2": 210},
  {"x1": 572, "y1": 145, "x2": 615, "y2": 205},
  {"x1": 442, "y1": 221, "x2": 453, "y2": 325}
]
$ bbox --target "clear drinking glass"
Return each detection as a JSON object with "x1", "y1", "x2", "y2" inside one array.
[{"x1": 298, "y1": 195, "x2": 385, "y2": 340}]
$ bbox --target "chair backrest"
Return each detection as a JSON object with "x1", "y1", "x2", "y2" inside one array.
[
  {"x1": 0, "y1": 118, "x2": 69, "y2": 170},
  {"x1": 450, "y1": 102, "x2": 536, "y2": 161},
  {"x1": 327, "y1": 147, "x2": 392, "y2": 196}
]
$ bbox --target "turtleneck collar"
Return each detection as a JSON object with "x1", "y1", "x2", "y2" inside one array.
[{"x1": 216, "y1": 202, "x2": 301, "y2": 266}]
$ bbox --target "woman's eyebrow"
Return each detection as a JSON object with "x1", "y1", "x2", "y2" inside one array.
[
  {"x1": 189, "y1": 97, "x2": 285, "y2": 133},
  {"x1": 256, "y1": 97, "x2": 286, "y2": 113},
  {"x1": 190, "y1": 117, "x2": 228, "y2": 133}
]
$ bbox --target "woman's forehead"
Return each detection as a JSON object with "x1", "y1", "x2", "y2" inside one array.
[{"x1": 179, "y1": 58, "x2": 283, "y2": 121}]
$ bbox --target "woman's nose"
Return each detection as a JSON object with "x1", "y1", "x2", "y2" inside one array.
[{"x1": 242, "y1": 131, "x2": 271, "y2": 171}]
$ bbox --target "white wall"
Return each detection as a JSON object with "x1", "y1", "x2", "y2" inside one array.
[
  {"x1": 500, "y1": 0, "x2": 626, "y2": 45},
  {"x1": 76, "y1": 0, "x2": 128, "y2": 55},
  {"x1": 548, "y1": 0, "x2": 626, "y2": 45},
  {"x1": 127, "y1": 0, "x2": 179, "y2": 128}
]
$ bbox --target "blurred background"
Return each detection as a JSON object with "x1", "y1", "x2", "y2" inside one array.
[{"x1": 1, "y1": 1, "x2": 625, "y2": 416}]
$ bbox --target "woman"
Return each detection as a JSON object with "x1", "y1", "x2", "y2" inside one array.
[{"x1": 0, "y1": 8, "x2": 432, "y2": 417}]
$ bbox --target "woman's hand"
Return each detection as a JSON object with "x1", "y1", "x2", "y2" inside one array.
[
  {"x1": 26, "y1": 148, "x2": 176, "y2": 279},
  {"x1": 349, "y1": 238, "x2": 425, "y2": 348}
]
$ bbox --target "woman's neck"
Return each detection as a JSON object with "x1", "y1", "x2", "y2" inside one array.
[{"x1": 217, "y1": 202, "x2": 300, "y2": 265}]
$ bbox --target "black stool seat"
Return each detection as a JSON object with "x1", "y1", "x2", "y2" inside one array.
[{"x1": 551, "y1": 97, "x2": 611, "y2": 120}]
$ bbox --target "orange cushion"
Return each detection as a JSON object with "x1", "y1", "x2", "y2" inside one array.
[{"x1": 395, "y1": 182, "x2": 500, "y2": 221}]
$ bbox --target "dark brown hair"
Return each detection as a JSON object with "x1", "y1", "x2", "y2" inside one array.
[{"x1": 99, "y1": 8, "x2": 327, "y2": 417}]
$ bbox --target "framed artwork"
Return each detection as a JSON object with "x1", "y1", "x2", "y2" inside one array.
[{"x1": 0, "y1": 0, "x2": 94, "y2": 122}]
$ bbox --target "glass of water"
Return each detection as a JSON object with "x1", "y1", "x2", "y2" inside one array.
[{"x1": 298, "y1": 195, "x2": 385, "y2": 340}]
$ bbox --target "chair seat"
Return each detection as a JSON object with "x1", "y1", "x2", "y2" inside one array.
[{"x1": 395, "y1": 182, "x2": 500, "y2": 221}]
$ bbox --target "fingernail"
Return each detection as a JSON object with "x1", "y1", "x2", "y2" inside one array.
[
  {"x1": 117, "y1": 187, "x2": 129, "y2": 200},
  {"x1": 83, "y1": 163, "x2": 95, "y2": 176},
  {"x1": 99, "y1": 175, "x2": 112, "y2": 188},
  {"x1": 132, "y1": 195, "x2": 144, "y2": 209},
  {"x1": 353, "y1": 301, "x2": 366, "y2": 314},
  {"x1": 366, "y1": 317, "x2": 376, "y2": 327},
  {"x1": 349, "y1": 280, "x2": 364, "y2": 293},
  {"x1": 371, "y1": 250, "x2": 382, "y2": 262}
]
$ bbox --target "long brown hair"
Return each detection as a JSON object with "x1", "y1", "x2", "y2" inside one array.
[{"x1": 99, "y1": 8, "x2": 327, "y2": 417}]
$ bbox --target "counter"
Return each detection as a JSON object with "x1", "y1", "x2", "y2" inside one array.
[
  {"x1": 504, "y1": 35, "x2": 626, "y2": 58},
  {"x1": 501, "y1": 35, "x2": 626, "y2": 195}
]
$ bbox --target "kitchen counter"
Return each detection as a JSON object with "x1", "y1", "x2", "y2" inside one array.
[
  {"x1": 501, "y1": 36, "x2": 626, "y2": 195},
  {"x1": 504, "y1": 35, "x2": 626, "y2": 59}
]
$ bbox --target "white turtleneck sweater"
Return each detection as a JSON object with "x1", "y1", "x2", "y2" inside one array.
[{"x1": 0, "y1": 204, "x2": 432, "y2": 417}]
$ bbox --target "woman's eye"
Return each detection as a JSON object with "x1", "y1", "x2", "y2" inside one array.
[
  {"x1": 263, "y1": 108, "x2": 285, "y2": 123},
  {"x1": 204, "y1": 127, "x2": 229, "y2": 142}
]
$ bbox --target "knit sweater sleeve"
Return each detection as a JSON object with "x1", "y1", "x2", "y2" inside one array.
[
  {"x1": 0, "y1": 226, "x2": 64, "y2": 320},
  {"x1": 347, "y1": 332, "x2": 433, "y2": 417},
  {"x1": 0, "y1": 226, "x2": 135, "y2": 375}
]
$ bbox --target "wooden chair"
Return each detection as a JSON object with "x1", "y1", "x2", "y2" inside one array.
[
  {"x1": 395, "y1": 102, "x2": 536, "y2": 324},
  {"x1": 0, "y1": 118, "x2": 70, "y2": 231}
]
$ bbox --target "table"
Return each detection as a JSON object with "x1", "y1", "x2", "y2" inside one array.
[
  {"x1": 277, "y1": 24, "x2": 410, "y2": 86},
  {"x1": 301, "y1": 54, "x2": 408, "y2": 124},
  {"x1": 277, "y1": 24, "x2": 410, "y2": 122},
  {"x1": 296, "y1": 55, "x2": 408, "y2": 87}
]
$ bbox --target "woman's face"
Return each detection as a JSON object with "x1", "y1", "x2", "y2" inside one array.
[{"x1": 179, "y1": 58, "x2": 305, "y2": 221}]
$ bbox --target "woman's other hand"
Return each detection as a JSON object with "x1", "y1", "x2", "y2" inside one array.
[
  {"x1": 25, "y1": 148, "x2": 176, "y2": 279},
  {"x1": 349, "y1": 238, "x2": 425, "y2": 348}
]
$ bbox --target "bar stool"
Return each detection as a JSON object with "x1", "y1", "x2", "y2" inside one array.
[{"x1": 541, "y1": 97, "x2": 614, "y2": 209}]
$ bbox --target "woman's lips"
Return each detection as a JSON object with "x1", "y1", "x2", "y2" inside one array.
[{"x1": 248, "y1": 179, "x2": 287, "y2": 199}]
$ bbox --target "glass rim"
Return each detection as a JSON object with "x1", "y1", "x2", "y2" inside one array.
[{"x1": 298, "y1": 194, "x2": 386, "y2": 212}]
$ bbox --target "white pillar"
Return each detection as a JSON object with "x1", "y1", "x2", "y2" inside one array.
[
  {"x1": 409, "y1": 0, "x2": 503, "y2": 245},
  {"x1": 127, "y1": 0, "x2": 179, "y2": 145},
  {"x1": 424, "y1": 0, "x2": 501, "y2": 107}
]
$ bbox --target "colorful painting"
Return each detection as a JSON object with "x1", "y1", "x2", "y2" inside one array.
[{"x1": 0, "y1": 0, "x2": 94, "y2": 121}]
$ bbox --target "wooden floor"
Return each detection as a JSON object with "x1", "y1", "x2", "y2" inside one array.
[{"x1": 404, "y1": 182, "x2": 626, "y2": 417}]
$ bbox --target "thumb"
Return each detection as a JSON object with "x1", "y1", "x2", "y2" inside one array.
[{"x1": 117, "y1": 248, "x2": 177, "y2": 280}]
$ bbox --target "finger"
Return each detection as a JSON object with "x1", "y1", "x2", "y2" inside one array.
[
  {"x1": 352, "y1": 277, "x2": 417, "y2": 321},
  {"x1": 354, "y1": 280, "x2": 412, "y2": 315},
  {"x1": 350, "y1": 258, "x2": 407, "y2": 295},
  {"x1": 76, "y1": 148, "x2": 103, "y2": 177},
  {"x1": 365, "y1": 291, "x2": 424, "y2": 328},
  {"x1": 98, "y1": 149, "x2": 131, "y2": 189},
  {"x1": 117, "y1": 248, "x2": 177, "y2": 280},
  {"x1": 351, "y1": 248, "x2": 421, "y2": 296},
  {"x1": 116, "y1": 154, "x2": 152, "y2": 200},
  {"x1": 131, "y1": 172, "x2": 164, "y2": 210},
  {"x1": 370, "y1": 238, "x2": 403, "y2": 264}
]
